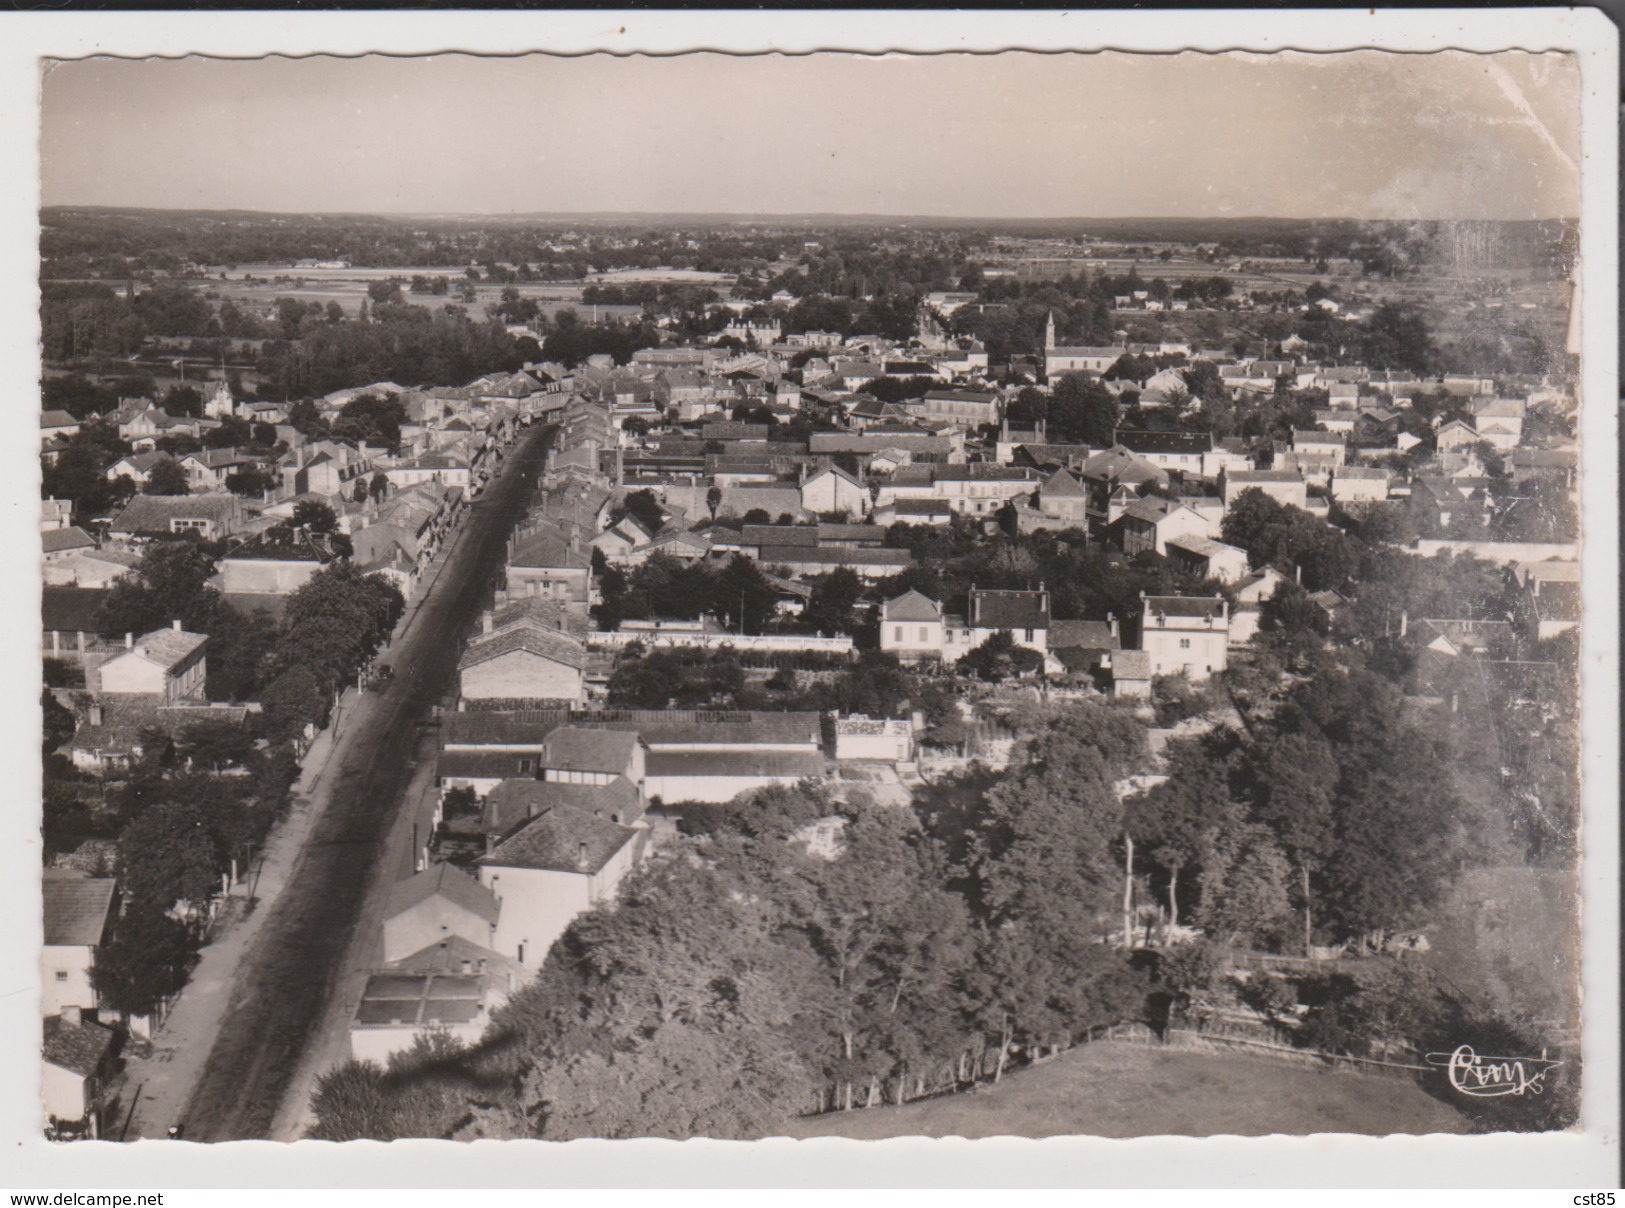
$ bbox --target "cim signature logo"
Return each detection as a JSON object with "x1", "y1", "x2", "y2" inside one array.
[{"x1": 1425, "y1": 1044, "x2": 1563, "y2": 1098}]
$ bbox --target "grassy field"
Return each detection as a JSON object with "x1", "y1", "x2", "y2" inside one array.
[{"x1": 777, "y1": 1042, "x2": 1469, "y2": 1140}]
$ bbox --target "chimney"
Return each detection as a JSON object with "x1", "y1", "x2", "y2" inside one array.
[
  {"x1": 173, "y1": 618, "x2": 182, "y2": 632},
  {"x1": 1295, "y1": 564, "x2": 1303, "y2": 585},
  {"x1": 1108, "y1": 612, "x2": 1120, "y2": 641},
  {"x1": 576, "y1": 841, "x2": 589, "y2": 872},
  {"x1": 60, "y1": 1005, "x2": 81, "y2": 1028},
  {"x1": 88, "y1": 702, "x2": 103, "y2": 728},
  {"x1": 124, "y1": 632, "x2": 133, "y2": 649}
]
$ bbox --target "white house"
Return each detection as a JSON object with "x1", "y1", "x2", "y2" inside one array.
[
  {"x1": 1164, "y1": 535, "x2": 1250, "y2": 585},
  {"x1": 43, "y1": 1010, "x2": 116, "y2": 1134},
  {"x1": 879, "y1": 589, "x2": 945, "y2": 661},
  {"x1": 800, "y1": 464, "x2": 869, "y2": 518},
  {"x1": 41, "y1": 872, "x2": 117, "y2": 1018},
  {"x1": 1137, "y1": 593, "x2": 1230, "y2": 680},
  {"x1": 477, "y1": 807, "x2": 650, "y2": 971},
  {"x1": 96, "y1": 623, "x2": 207, "y2": 702},
  {"x1": 458, "y1": 623, "x2": 588, "y2": 705}
]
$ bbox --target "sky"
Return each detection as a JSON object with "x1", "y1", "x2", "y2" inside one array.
[{"x1": 39, "y1": 49, "x2": 1581, "y2": 221}]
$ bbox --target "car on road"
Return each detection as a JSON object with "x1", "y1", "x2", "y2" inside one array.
[{"x1": 371, "y1": 663, "x2": 394, "y2": 690}]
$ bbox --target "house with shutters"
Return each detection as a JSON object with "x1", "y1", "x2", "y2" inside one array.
[
  {"x1": 1028, "y1": 467, "x2": 1090, "y2": 528},
  {"x1": 1136, "y1": 593, "x2": 1230, "y2": 680},
  {"x1": 1113, "y1": 429, "x2": 1215, "y2": 478},
  {"x1": 505, "y1": 524, "x2": 592, "y2": 604},
  {"x1": 879, "y1": 589, "x2": 946, "y2": 661},
  {"x1": 956, "y1": 587, "x2": 1052, "y2": 655}
]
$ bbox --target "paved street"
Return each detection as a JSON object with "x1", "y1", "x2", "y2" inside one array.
[{"x1": 132, "y1": 425, "x2": 555, "y2": 1142}]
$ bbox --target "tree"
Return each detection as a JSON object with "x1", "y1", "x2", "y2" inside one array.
[
  {"x1": 1124, "y1": 738, "x2": 1229, "y2": 933},
  {"x1": 90, "y1": 904, "x2": 197, "y2": 1018},
  {"x1": 955, "y1": 630, "x2": 1044, "y2": 682},
  {"x1": 180, "y1": 718, "x2": 253, "y2": 772},
  {"x1": 715, "y1": 554, "x2": 777, "y2": 635},
  {"x1": 308, "y1": 1032, "x2": 475, "y2": 1141},
  {"x1": 1047, "y1": 372, "x2": 1119, "y2": 445},
  {"x1": 1194, "y1": 803, "x2": 1296, "y2": 950},
  {"x1": 804, "y1": 568, "x2": 862, "y2": 636},
  {"x1": 291, "y1": 498, "x2": 339, "y2": 534},
  {"x1": 119, "y1": 800, "x2": 219, "y2": 911},
  {"x1": 261, "y1": 664, "x2": 328, "y2": 743},
  {"x1": 218, "y1": 464, "x2": 263, "y2": 498},
  {"x1": 143, "y1": 457, "x2": 190, "y2": 496},
  {"x1": 619, "y1": 489, "x2": 665, "y2": 535},
  {"x1": 97, "y1": 540, "x2": 218, "y2": 638},
  {"x1": 1248, "y1": 731, "x2": 1339, "y2": 954}
]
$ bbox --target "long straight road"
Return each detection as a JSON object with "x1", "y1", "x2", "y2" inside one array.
[{"x1": 177, "y1": 423, "x2": 556, "y2": 1141}]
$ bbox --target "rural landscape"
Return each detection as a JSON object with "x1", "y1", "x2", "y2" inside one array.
[{"x1": 35, "y1": 49, "x2": 1584, "y2": 1148}]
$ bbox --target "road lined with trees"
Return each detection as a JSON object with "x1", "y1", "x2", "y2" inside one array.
[{"x1": 175, "y1": 422, "x2": 557, "y2": 1141}]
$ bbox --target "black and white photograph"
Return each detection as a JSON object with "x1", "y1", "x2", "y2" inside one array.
[{"x1": 6, "y1": 8, "x2": 1618, "y2": 1191}]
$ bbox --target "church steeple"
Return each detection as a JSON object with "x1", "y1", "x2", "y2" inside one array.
[{"x1": 1044, "y1": 309, "x2": 1056, "y2": 352}]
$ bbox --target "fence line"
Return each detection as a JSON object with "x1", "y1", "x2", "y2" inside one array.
[{"x1": 1164, "y1": 1028, "x2": 1430, "y2": 1080}]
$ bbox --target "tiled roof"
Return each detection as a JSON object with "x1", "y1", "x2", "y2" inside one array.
[
  {"x1": 109, "y1": 493, "x2": 243, "y2": 533},
  {"x1": 507, "y1": 530, "x2": 588, "y2": 570},
  {"x1": 1114, "y1": 429, "x2": 1213, "y2": 455},
  {"x1": 482, "y1": 776, "x2": 643, "y2": 837},
  {"x1": 1049, "y1": 619, "x2": 1118, "y2": 650},
  {"x1": 42, "y1": 871, "x2": 116, "y2": 946},
  {"x1": 1112, "y1": 650, "x2": 1154, "y2": 679},
  {"x1": 43, "y1": 1014, "x2": 115, "y2": 1077},
  {"x1": 969, "y1": 589, "x2": 1051, "y2": 630},
  {"x1": 491, "y1": 596, "x2": 587, "y2": 638},
  {"x1": 1041, "y1": 469, "x2": 1087, "y2": 498},
  {"x1": 383, "y1": 862, "x2": 499, "y2": 927},
  {"x1": 1143, "y1": 595, "x2": 1227, "y2": 619},
  {"x1": 1120, "y1": 497, "x2": 1195, "y2": 525},
  {"x1": 459, "y1": 626, "x2": 588, "y2": 673},
  {"x1": 742, "y1": 524, "x2": 820, "y2": 548},
  {"x1": 41, "y1": 410, "x2": 79, "y2": 429},
  {"x1": 118, "y1": 627, "x2": 208, "y2": 670},
  {"x1": 645, "y1": 751, "x2": 829, "y2": 780},
  {"x1": 477, "y1": 805, "x2": 642, "y2": 875},
  {"x1": 1165, "y1": 535, "x2": 1244, "y2": 560},
  {"x1": 883, "y1": 589, "x2": 943, "y2": 623},
  {"x1": 385, "y1": 933, "x2": 522, "y2": 983},
  {"x1": 542, "y1": 726, "x2": 641, "y2": 774},
  {"x1": 43, "y1": 527, "x2": 97, "y2": 555},
  {"x1": 757, "y1": 546, "x2": 912, "y2": 569}
]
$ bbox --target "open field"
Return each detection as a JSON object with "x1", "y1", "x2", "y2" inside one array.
[{"x1": 778, "y1": 1041, "x2": 1470, "y2": 1140}]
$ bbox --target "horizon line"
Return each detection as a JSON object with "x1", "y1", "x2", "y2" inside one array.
[{"x1": 39, "y1": 204, "x2": 1578, "y2": 225}]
